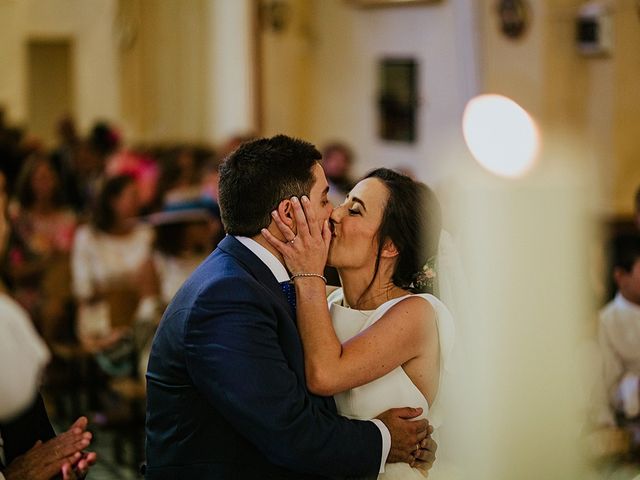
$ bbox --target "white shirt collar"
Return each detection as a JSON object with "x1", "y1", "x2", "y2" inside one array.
[
  {"x1": 234, "y1": 236, "x2": 290, "y2": 283},
  {"x1": 615, "y1": 292, "x2": 640, "y2": 313}
]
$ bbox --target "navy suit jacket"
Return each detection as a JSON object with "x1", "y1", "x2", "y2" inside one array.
[{"x1": 145, "y1": 236, "x2": 381, "y2": 479}]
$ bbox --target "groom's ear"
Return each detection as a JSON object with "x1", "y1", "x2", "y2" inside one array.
[
  {"x1": 380, "y1": 239, "x2": 399, "y2": 259},
  {"x1": 275, "y1": 199, "x2": 297, "y2": 234}
]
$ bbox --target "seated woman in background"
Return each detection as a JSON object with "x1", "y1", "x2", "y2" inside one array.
[
  {"x1": 135, "y1": 198, "x2": 222, "y2": 378},
  {"x1": 71, "y1": 174, "x2": 153, "y2": 370},
  {"x1": 0, "y1": 170, "x2": 97, "y2": 479},
  {"x1": 152, "y1": 144, "x2": 216, "y2": 209},
  {"x1": 0, "y1": 168, "x2": 50, "y2": 420},
  {"x1": 5, "y1": 154, "x2": 77, "y2": 343}
]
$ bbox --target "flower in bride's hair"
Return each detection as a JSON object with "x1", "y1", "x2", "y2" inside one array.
[{"x1": 413, "y1": 259, "x2": 437, "y2": 291}]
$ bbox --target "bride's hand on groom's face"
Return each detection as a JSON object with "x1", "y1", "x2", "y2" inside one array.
[
  {"x1": 262, "y1": 196, "x2": 332, "y2": 276},
  {"x1": 376, "y1": 407, "x2": 435, "y2": 468}
]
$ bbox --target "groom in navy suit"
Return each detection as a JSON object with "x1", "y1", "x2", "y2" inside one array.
[{"x1": 145, "y1": 135, "x2": 435, "y2": 479}]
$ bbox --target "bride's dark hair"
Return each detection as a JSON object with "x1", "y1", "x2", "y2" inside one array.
[{"x1": 362, "y1": 168, "x2": 442, "y2": 296}]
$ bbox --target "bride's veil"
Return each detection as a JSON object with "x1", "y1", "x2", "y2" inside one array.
[
  {"x1": 436, "y1": 230, "x2": 469, "y2": 330},
  {"x1": 431, "y1": 229, "x2": 470, "y2": 476}
]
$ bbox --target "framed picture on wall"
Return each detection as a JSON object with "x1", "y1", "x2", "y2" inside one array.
[
  {"x1": 377, "y1": 58, "x2": 419, "y2": 143},
  {"x1": 347, "y1": 0, "x2": 441, "y2": 7}
]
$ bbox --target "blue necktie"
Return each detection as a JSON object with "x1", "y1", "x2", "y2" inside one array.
[{"x1": 279, "y1": 281, "x2": 297, "y2": 311}]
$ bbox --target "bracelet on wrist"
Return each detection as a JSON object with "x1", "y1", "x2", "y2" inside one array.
[{"x1": 290, "y1": 273, "x2": 327, "y2": 284}]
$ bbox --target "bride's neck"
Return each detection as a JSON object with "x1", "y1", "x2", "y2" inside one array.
[{"x1": 338, "y1": 262, "x2": 406, "y2": 310}]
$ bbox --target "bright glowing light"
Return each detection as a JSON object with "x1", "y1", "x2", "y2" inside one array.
[{"x1": 462, "y1": 94, "x2": 540, "y2": 178}]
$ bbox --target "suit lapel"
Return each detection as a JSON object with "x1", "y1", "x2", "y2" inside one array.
[
  {"x1": 217, "y1": 236, "x2": 336, "y2": 412},
  {"x1": 217, "y1": 236, "x2": 293, "y2": 316}
]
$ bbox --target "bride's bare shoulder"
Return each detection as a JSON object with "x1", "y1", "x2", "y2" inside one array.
[{"x1": 385, "y1": 295, "x2": 436, "y2": 325}]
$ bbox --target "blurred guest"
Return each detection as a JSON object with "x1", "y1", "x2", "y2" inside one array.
[
  {"x1": 0, "y1": 171, "x2": 8, "y2": 261},
  {"x1": 143, "y1": 199, "x2": 220, "y2": 302},
  {"x1": 200, "y1": 160, "x2": 220, "y2": 202},
  {"x1": 5, "y1": 155, "x2": 77, "y2": 342},
  {"x1": 194, "y1": 135, "x2": 241, "y2": 210},
  {"x1": 51, "y1": 115, "x2": 83, "y2": 214},
  {"x1": 71, "y1": 141, "x2": 106, "y2": 218},
  {"x1": 135, "y1": 199, "x2": 221, "y2": 377},
  {"x1": 94, "y1": 115, "x2": 162, "y2": 212},
  {"x1": 217, "y1": 132, "x2": 256, "y2": 161},
  {"x1": 0, "y1": 124, "x2": 29, "y2": 199},
  {"x1": 0, "y1": 183, "x2": 96, "y2": 479},
  {"x1": 599, "y1": 234, "x2": 640, "y2": 424},
  {"x1": 106, "y1": 146, "x2": 159, "y2": 212},
  {"x1": 321, "y1": 142, "x2": 355, "y2": 206},
  {"x1": 53, "y1": 115, "x2": 79, "y2": 161},
  {"x1": 634, "y1": 185, "x2": 640, "y2": 231},
  {"x1": 153, "y1": 146, "x2": 202, "y2": 207},
  {"x1": 71, "y1": 175, "x2": 152, "y2": 367},
  {"x1": 153, "y1": 145, "x2": 215, "y2": 211},
  {"x1": 320, "y1": 142, "x2": 355, "y2": 285},
  {"x1": 1, "y1": 396, "x2": 96, "y2": 480},
  {"x1": 66, "y1": 120, "x2": 121, "y2": 217},
  {"x1": 0, "y1": 290, "x2": 50, "y2": 421},
  {"x1": 0, "y1": 179, "x2": 50, "y2": 421},
  {"x1": 88, "y1": 121, "x2": 120, "y2": 165}
]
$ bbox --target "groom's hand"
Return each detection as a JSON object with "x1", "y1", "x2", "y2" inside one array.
[
  {"x1": 376, "y1": 407, "x2": 429, "y2": 464},
  {"x1": 412, "y1": 435, "x2": 437, "y2": 474}
]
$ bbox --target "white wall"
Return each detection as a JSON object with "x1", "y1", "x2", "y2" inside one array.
[
  {"x1": 205, "y1": 0, "x2": 256, "y2": 144},
  {"x1": 119, "y1": 0, "x2": 209, "y2": 143},
  {"x1": 1, "y1": 0, "x2": 480, "y2": 174},
  {"x1": 480, "y1": 0, "x2": 546, "y2": 120},
  {"x1": 260, "y1": 0, "x2": 312, "y2": 140},
  {"x1": 27, "y1": 41, "x2": 74, "y2": 145},
  {"x1": 276, "y1": 0, "x2": 481, "y2": 185},
  {"x1": 119, "y1": 0, "x2": 257, "y2": 144},
  {"x1": 0, "y1": 0, "x2": 119, "y2": 135},
  {"x1": 0, "y1": 0, "x2": 259, "y2": 145}
]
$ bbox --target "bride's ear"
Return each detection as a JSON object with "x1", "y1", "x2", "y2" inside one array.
[{"x1": 380, "y1": 239, "x2": 399, "y2": 259}]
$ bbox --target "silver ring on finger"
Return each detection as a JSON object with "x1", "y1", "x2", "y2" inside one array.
[{"x1": 289, "y1": 237, "x2": 297, "y2": 244}]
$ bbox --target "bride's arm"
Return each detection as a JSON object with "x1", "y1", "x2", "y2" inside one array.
[
  {"x1": 294, "y1": 277, "x2": 436, "y2": 396},
  {"x1": 262, "y1": 195, "x2": 437, "y2": 396}
]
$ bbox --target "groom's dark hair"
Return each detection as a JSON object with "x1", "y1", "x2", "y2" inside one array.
[{"x1": 218, "y1": 134, "x2": 321, "y2": 237}]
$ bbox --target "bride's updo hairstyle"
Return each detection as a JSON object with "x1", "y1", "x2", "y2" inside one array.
[{"x1": 363, "y1": 168, "x2": 442, "y2": 296}]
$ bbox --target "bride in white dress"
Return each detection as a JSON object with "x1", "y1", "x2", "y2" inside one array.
[{"x1": 263, "y1": 168, "x2": 455, "y2": 478}]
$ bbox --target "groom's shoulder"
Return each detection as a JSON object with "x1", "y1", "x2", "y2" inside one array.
[
  {"x1": 192, "y1": 244, "x2": 255, "y2": 286},
  {"x1": 178, "y1": 246, "x2": 266, "y2": 303},
  {"x1": 158, "y1": 249, "x2": 267, "y2": 330}
]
